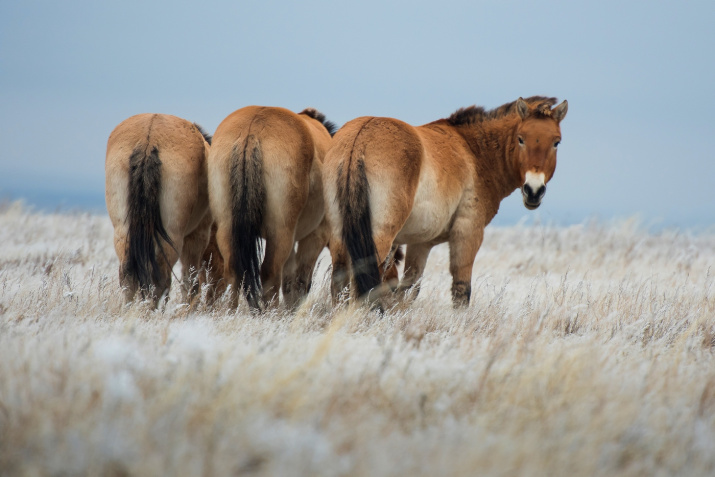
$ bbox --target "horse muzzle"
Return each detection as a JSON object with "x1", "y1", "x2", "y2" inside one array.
[{"x1": 522, "y1": 171, "x2": 546, "y2": 210}]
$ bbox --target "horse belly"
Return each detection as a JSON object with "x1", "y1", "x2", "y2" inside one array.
[{"x1": 395, "y1": 180, "x2": 460, "y2": 244}]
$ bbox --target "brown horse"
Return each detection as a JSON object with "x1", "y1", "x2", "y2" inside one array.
[
  {"x1": 323, "y1": 96, "x2": 568, "y2": 307},
  {"x1": 105, "y1": 113, "x2": 218, "y2": 305},
  {"x1": 208, "y1": 106, "x2": 336, "y2": 310}
]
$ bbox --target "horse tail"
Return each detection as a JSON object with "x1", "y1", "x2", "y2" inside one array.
[
  {"x1": 337, "y1": 155, "x2": 381, "y2": 298},
  {"x1": 229, "y1": 134, "x2": 265, "y2": 309},
  {"x1": 125, "y1": 146, "x2": 174, "y2": 295}
]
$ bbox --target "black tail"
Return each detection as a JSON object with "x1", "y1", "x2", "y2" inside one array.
[
  {"x1": 125, "y1": 146, "x2": 174, "y2": 296},
  {"x1": 337, "y1": 157, "x2": 381, "y2": 298},
  {"x1": 229, "y1": 135, "x2": 265, "y2": 309}
]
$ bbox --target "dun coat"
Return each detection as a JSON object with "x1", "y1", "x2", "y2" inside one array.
[
  {"x1": 323, "y1": 96, "x2": 568, "y2": 307},
  {"x1": 105, "y1": 113, "x2": 220, "y2": 305},
  {"x1": 208, "y1": 106, "x2": 336, "y2": 310}
]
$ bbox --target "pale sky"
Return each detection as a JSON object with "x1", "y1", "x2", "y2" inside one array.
[{"x1": 1, "y1": 1, "x2": 713, "y2": 228}]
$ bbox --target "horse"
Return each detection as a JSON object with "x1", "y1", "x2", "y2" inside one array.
[
  {"x1": 207, "y1": 106, "x2": 337, "y2": 310},
  {"x1": 323, "y1": 96, "x2": 568, "y2": 308},
  {"x1": 105, "y1": 113, "x2": 219, "y2": 306}
]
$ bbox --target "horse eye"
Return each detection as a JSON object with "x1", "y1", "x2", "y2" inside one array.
[
  {"x1": 554, "y1": 141, "x2": 560, "y2": 148},
  {"x1": 518, "y1": 137, "x2": 524, "y2": 145}
]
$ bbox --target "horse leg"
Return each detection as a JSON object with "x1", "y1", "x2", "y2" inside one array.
[
  {"x1": 362, "y1": 233, "x2": 398, "y2": 309},
  {"x1": 328, "y1": 238, "x2": 351, "y2": 304},
  {"x1": 329, "y1": 236, "x2": 401, "y2": 308},
  {"x1": 199, "y1": 223, "x2": 225, "y2": 306},
  {"x1": 180, "y1": 213, "x2": 213, "y2": 305},
  {"x1": 447, "y1": 215, "x2": 483, "y2": 308},
  {"x1": 396, "y1": 242, "x2": 433, "y2": 302},
  {"x1": 283, "y1": 220, "x2": 330, "y2": 309},
  {"x1": 380, "y1": 245, "x2": 402, "y2": 289},
  {"x1": 281, "y1": 245, "x2": 298, "y2": 308},
  {"x1": 114, "y1": 230, "x2": 138, "y2": 303},
  {"x1": 214, "y1": 221, "x2": 238, "y2": 308},
  {"x1": 261, "y1": 229, "x2": 295, "y2": 308},
  {"x1": 153, "y1": 236, "x2": 181, "y2": 307}
]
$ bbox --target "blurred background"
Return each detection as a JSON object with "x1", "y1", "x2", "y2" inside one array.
[{"x1": 1, "y1": 0, "x2": 713, "y2": 228}]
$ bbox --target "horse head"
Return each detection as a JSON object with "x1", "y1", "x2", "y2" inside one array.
[{"x1": 514, "y1": 97, "x2": 568, "y2": 209}]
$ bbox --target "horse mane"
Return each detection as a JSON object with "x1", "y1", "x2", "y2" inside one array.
[
  {"x1": 447, "y1": 96, "x2": 558, "y2": 126},
  {"x1": 194, "y1": 123, "x2": 213, "y2": 145},
  {"x1": 299, "y1": 108, "x2": 338, "y2": 137}
]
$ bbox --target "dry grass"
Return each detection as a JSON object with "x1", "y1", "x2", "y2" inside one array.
[{"x1": 1, "y1": 201, "x2": 714, "y2": 476}]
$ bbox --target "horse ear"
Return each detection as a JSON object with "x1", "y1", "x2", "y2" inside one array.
[
  {"x1": 552, "y1": 100, "x2": 568, "y2": 123},
  {"x1": 516, "y1": 97, "x2": 529, "y2": 119}
]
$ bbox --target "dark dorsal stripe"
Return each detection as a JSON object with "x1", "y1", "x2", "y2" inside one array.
[
  {"x1": 299, "y1": 108, "x2": 338, "y2": 137},
  {"x1": 447, "y1": 96, "x2": 558, "y2": 126}
]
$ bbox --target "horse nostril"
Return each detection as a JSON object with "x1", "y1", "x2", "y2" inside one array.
[
  {"x1": 523, "y1": 183, "x2": 533, "y2": 196},
  {"x1": 535, "y1": 185, "x2": 546, "y2": 200}
]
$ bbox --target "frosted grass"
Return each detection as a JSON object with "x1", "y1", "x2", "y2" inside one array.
[{"x1": 1, "y1": 202, "x2": 714, "y2": 476}]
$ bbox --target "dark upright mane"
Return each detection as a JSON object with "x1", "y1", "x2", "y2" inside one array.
[
  {"x1": 299, "y1": 108, "x2": 338, "y2": 137},
  {"x1": 194, "y1": 123, "x2": 213, "y2": 145},
  {"x1": 447, "y1": 96, "x2": 558, "y2": 126}
]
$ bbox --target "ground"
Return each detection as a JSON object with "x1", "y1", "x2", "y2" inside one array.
[{"x1": 1, "y1": 201, "x2": 714, "y2": 476}]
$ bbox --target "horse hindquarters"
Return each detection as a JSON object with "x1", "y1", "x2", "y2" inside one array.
[{"x1": 325, "y1": 118, "x2": 421, "y2": 305}]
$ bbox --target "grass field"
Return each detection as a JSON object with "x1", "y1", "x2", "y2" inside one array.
[{"x1": 1, "y1": 201, "x2": 714, "y2": 476}]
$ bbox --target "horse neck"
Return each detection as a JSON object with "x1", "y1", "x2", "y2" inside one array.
[{"x1": 458, "y1": 117, "x2": 522, "y2": 216}]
